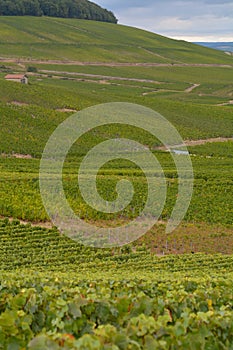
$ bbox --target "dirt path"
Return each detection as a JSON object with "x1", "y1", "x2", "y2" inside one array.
[
  {"x1": 1, "y1": 57, "x2": 232, "y2": 68},
  {"x1": 142, "y1": 89, "x2": 180, "y2": 96},
  {"x1": 142, "y1": 82, "x2": 200, "y2": 96},
  {"x1": 184, "y1": 137, "x2": 233, "y2": 147},
  {"x1": 7, "y1": 101, "x2": 29, "y2": 107},
  {"x1": 185, "y1": 83, "x2": 200, "y2": 93},
  {"x1": 1, "y1": 153, "x2": 33, "y2": 159},
  {"x1": 56, "y1": 108, "x2": 78, "y2": 113},
  {"x1": 39, "y1": 69, "x2": 161, "y2": 84},
  {"x1": 142, "y1": 90, "x2": 159, "y2": 96},
  {"x1": 0, "y1": 216, "x2": 53, "y2": 229},
  {"x1": 1, "y1": 138, "x2": 232, "y2": 161},
  {"x1": 33, "y1": 70, "x2": 200, "y2": 95},
  {"x1": 140, "y1": 47, "x2": 176, "y2": 62},
  {"x1": 17, "y1": 62, "x2": 26, "y2": 69},
  {"x1": 216, "y1": 100, "x2": 233, "y2": 106},
  {"x1": 156, "y1": 137, "x2": 233, "y2": 150}
]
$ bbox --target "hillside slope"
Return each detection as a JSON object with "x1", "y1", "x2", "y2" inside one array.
[{"x1": 0, "y1": 16, "x2": 233, "y2": 63}]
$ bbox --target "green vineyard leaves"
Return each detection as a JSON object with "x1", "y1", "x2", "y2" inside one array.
[{"x1": 0, "y1": 220, "x2": 233, "y2": 348}]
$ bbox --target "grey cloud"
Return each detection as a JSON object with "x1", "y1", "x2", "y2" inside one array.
[
  {"x1": 97, "y1": 0, "x2": 233, "y2": 8},
  {"x1": 95, "y1": 0, "x2": 233, "y2": 41},
  {"x1": 204, "y1": 0, "x2": 233, "y2": 3}
]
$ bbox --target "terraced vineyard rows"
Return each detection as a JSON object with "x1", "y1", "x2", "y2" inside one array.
[
  {"x1": 0, "y1": 149, "x2": 232, "y2": 228},
  {"x1": 0, "y1": 16, "x2": 233, "y2": 349},
  {"x1": 0, "y1": 220, "x2": 233, "y2": 349},
  {"x1": 1, "y1": 219, "x2": 233, "y2": 271},
  {"x1": 1, "y1": 17, "x2": 232, "y2": 64}
]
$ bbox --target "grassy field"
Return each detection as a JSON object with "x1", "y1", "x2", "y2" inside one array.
[{"x1": 0, "y1": 16, "x2": 233, "y2": 64}]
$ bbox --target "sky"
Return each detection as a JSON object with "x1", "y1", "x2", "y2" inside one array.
[{"x1": 95, "y1": 0, "x2": 233, "y2": 42}]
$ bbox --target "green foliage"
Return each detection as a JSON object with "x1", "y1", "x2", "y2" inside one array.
[
  {"x1": 0, "y1": 16, "x2": 232, "y2": 63},
  {"x1": 0, "y1": 151, "x2": 232, "y2": 227},
  {"x1": 0, "y1": 60, "x2": 232, "y2": 230},
  {"x1": 0, "y1": 13, "x2": 232, "y2": 350},
  {"x1": 0, "y1": 0, "x2": 118, "y2": 23},
  {"x1": 0, "y1": 74, "x2": 232, "y2": 160},
  {"x1": 27, "y1": 66, "x2": 38, "y2": 73},
  {"x1": 189, "y1": 141, "x2": 233, "y2": 158},
  {"x1": 0, "y1": 220, "x2": 233, "y2": 349}
]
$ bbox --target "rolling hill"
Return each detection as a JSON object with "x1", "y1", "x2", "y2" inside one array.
[
  {"x1": 0, "y1": 16, "x2": 233, "y2": 63},
  {"x1": 0, "y1": 16, "x2": 232, "y2": 229},
  {"x1": 0, "y1": 15, "x2": 233, "y2": 349},
  {"x1": 0, "y1": 16, "x2": 232, "y2": 159}
]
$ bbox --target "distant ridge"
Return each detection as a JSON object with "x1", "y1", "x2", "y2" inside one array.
[
  {"x1": 0, "y1": 0, "x2": 117, "y2": 23},
  {"x1": 195, "y1": 42, "x2": 233, "y2": 53}
]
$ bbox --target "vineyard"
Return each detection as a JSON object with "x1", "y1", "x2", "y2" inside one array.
[
  {"x1": 0, "y1": 15, "x2": 233, "y2": 349},
  {"x1": 0, "y1": 76, "x2": 233, "y2": 157},
  {"x1": 1, "y1": 17, "x2": 233, "y2": 63},
  {"x1": 0, "y1": 150, "x2": 232, "y2": 227},
  {"x1": 0, "y1": 219, "x2": 232, "y2": 349}
]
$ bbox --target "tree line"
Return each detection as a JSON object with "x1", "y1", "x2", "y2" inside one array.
[{"x1": 0, "y1": 0, "x2": 118, "y2": 23}]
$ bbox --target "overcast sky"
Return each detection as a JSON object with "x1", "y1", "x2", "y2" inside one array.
[{"x1": 96, "y1": 0, "x2": 233, "y2": 42}]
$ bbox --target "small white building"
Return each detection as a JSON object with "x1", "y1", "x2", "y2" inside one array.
[{"x1": 5, "y1": 74, "x2": 28, "y2": 84}]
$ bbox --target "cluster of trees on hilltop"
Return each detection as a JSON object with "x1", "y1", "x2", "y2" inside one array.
[{"x1": 0, "y1": 0, "x2": 118, "y2": 23}]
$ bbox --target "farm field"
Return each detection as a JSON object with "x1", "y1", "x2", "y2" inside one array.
[
  {"x1": 1, "y1": 16, "x2": 233, "y2": 64},
  {"x1": 0, "y1": 151, "x2": 232, "y2": 228},
  {"x1": 0, "y1": 220, "x2": 233, "y2": 348},
  {"x1": 0, "y1": 16, "x2": 233, "y2": 349}
]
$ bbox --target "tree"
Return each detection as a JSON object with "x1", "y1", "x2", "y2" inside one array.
[
  {"x1": 0, "y1": 0, "x2": 118, "y2": 23},
  {"x1": 21, "y1": 0, "x2": 42, "y2": 16}
]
